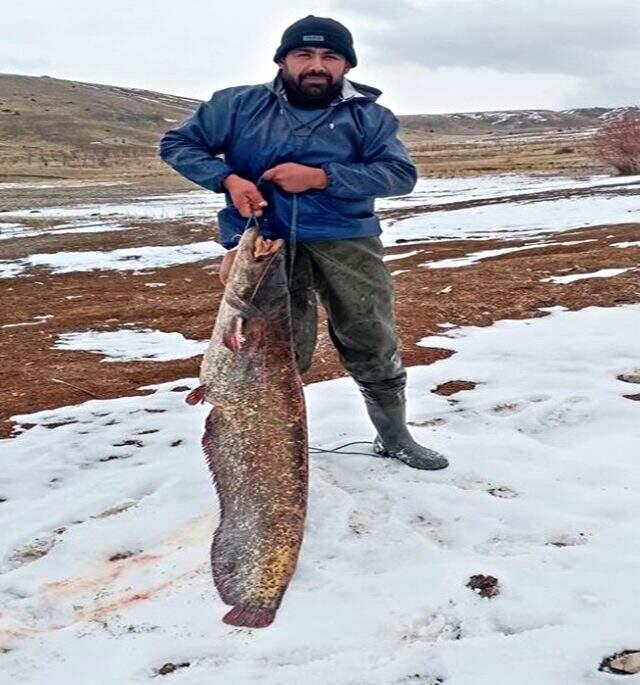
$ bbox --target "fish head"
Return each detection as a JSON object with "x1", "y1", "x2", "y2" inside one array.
[
  {"x1": 221, "y1": 228, "x2": 288, "y2": 351},
  {"x1": 228, "y1": 226, "x2": 286, "y2": 302}
]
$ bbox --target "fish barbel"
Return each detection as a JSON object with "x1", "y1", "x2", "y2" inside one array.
[{"x1": 187, "y1": 226, "x2": 308, "y2": 629}]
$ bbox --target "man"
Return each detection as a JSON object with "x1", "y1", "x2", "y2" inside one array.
[{"x1": 160, "y1": 15, "x2": 449, "y2": 470}]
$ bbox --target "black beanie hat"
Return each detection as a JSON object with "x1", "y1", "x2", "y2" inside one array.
[{"x1": 273, "y1": 15, "x2": 357, "y2": 67}]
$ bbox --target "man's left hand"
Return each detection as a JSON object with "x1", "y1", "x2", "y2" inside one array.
[{"x1": 262, "y1": 163, "x2": 328, "y2": 193}]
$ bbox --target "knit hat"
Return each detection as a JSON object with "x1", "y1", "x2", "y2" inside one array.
[{"x1": 273, "y1": 15, "x2": 357, "y2": 67}]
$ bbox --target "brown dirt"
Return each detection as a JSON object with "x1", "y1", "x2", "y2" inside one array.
[
  {"x1": 2, "y1": 215, "x2": 639, "y2": 438},
  {"x1": 432, "y1": 381, "x2": 478, "y2": 396},
  {"x1": 466, "y1": 574, "x2": 501, "y2": 598}
]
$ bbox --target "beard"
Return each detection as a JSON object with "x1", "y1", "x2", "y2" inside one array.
[{"x1": 280, "y1": 67, "x2": 344, "y2": 109}]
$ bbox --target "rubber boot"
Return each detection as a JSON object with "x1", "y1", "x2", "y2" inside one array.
[{"x1": 356, "y1": 375, "x2": 449, "y2": 471}]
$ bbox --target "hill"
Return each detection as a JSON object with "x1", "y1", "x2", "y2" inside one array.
[
  {"x1": 0, "y1": 73, "x2": 198, "y2": 179},
  {"x1": 399, "y1": 106, "x2": 638, "y2": 136},
  {"x1": 1, "y1": 72, "x2": 635, "y2": 179}
]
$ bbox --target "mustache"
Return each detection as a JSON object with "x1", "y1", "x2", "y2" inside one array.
[{"x1": 299, "y1": 72, "x2": 332, "y2": 82}]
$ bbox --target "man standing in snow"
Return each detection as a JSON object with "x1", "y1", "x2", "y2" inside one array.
[{"x1": 159, "y1": 15, "x2": 449, "y2": 470}]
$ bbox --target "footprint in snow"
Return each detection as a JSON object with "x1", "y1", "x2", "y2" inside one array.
[
  {"x1": 410, "y1": 513, "x2": 451, "y2": 547},
  {"x1": 474, "y1": 535, "x2": 536, "y2": 557},
  {"x1": 617, "y1": 369, "x2": 640, "y2": 384},
  {"x1": 451, "y1": 475, "x2": 518, "y2": 499},
  {"x1": 42, "y1": 418, "x2": 79, "y2": 430},
  {"x1": 409, "y1": 417, "x2": 447, "y2": 428},
  {"x1": 527, "y1": 395, "x2": 592, "y2": 432},
  {"x1": 599, "y1": 650, "x2": 640, "y2": 675},
  {"x1": 3, "y1": 531, "x2": 61, "y2": 572},
  {"x1": 545, "y1": 532, "x2": 588, "y2": 548},
  {"x1": 491, "y1": 394, "x2": 550, "y2": 415},
  {"x1": 400, "y1": 611, "x2": 462, "y2": 643},
  {"x1": 111, "y1": 439, "x2": 144, "y2": 448},
  {"x1": 92, "y1": 499, "x2": 139, "y2": 519}
]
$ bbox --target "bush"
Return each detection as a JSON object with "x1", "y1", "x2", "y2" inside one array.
[{"x1": 593, "y1": 112, "x2": 640, "y2": 175}]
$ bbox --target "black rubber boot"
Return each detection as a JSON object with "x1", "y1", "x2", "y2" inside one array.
[{"x1": 356, "y1": 375, "x2": 449, "y2": 471}]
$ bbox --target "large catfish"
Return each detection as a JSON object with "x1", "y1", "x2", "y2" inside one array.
[{"x1": 187, "y1": 226, "x2": 308, "y2": 629}]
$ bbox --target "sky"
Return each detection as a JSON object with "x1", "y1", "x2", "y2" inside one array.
[{"x1": 2, "y1": 0, "x2": 638, "y2": 115}]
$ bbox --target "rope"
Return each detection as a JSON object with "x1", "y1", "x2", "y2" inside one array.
[
  {"x1": 250, "y1": 175, "x2": 298, "y2": 288},
  {"x1": 309, "y1": 440, "x2": 377, "y2": 457}
]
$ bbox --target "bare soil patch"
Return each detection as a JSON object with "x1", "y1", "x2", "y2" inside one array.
[{"x1": 2, "y1": 211, "x2": 638, "y2": 437}]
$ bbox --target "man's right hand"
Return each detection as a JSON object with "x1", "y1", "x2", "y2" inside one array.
[{"x1": 223, "y1": 174, "x2": 268, "y2": 218}]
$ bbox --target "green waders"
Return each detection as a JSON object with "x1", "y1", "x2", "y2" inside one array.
[{"x1": 286, "y1": 236, "x2": 449, "y2": 471}]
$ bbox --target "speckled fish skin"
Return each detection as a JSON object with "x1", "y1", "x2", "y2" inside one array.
[{"x1": 196, "y1": 226, "x2": 307, "y2": 629}]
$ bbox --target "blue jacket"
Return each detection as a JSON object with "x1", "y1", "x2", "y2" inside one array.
[{"x1": 159, "y1": 75, "x2": 417, "y2": 249}]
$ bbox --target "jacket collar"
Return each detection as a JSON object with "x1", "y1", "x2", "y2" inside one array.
[{"x1": 265, "y1": 72, "x2": 381, "y2": 105}]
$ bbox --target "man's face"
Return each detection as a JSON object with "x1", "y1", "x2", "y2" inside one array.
[{"x1": 279, "y1": 47, "x2": 350, "y2": 100}]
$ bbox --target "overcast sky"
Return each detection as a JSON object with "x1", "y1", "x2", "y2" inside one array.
[{"x1": 2, "y1": 0, "x2": 638, "y2": 114}]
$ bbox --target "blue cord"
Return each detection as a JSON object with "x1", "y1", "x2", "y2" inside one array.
[
  {"x1": 246, "y1": 176, "x2": 297, "y2": 288},
  {"x1": 289, "y1": 193, "x2": 298, "y2": 287}
]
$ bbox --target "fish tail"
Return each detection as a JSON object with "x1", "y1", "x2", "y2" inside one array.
[
  {"x1": 222, "y1": 605, "x2": 276, "y2": 629},
  {"x1": 202, "y1": 410, "x2": 253, "y2": 608}
]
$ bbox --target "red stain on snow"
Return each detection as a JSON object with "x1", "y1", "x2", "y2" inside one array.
[{"x1": 42, "y1": 553, "x2": 162, "y2": 598}]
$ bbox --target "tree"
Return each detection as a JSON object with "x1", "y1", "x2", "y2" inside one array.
[{"x1": 593, "y1": 112, "x2": 640, "y2": 176}]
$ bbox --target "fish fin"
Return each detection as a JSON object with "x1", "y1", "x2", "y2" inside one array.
[
  {"x1": 222, "y1": 316, "x2": 245, "y2": 352},
  {"x1": 222, "y1": 605, "x2": 276, "y2": 629},
  {"x1": 185, "y1": 384, "x2": 207, "y2": 405},
  {"x1": 222, "y1": 333, "x2": 243, "y2": 352}
]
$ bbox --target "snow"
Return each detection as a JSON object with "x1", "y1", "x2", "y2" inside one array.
[
  {"x1": 2, "y1": 315, "x2": 53, "y2": 330},
  {"x1": 612, "y1": 241, "x2": 640, "y2": 248},
  {"x1": 0, "y1": 188, "x2": 227, "y2": 242},
  {"x1": 0, "y1": 261, "x2": 27, "y2": 278},
  {"x1": 541, "y1": 268, "x2": 633, "y2": 284},
  {"x1": 1, "y1": 191, "x2": 228, "y2": 222},
  {"x1": 0, "y1": 221, "x2": 131, "y2": 241},
  {"x1": 383, "y1": 250, "x2": 422, "y2": 262},
  {"x1": 382, "y1": 191, "x2": 640, "y2": 245},
  {"x1": 422, "y1": 241, "x2": 556, "y2": 269},
  {"x1": 53, "y1": 329, "x2": 207, "y2": 362},
  {"x1": 2, "y1": 174, "x2": 637, "y2": 280},
  {"x1": 421, "y1": 239, "x2": 597, "y2": 270},
  {"x1": 0, "y1": 181, "x2": 129, "y2": 190},
  {"x1": 1, "y1": 304, "x2": 639, "y2": 684},
  {"x1": 0, "y1": 222, "x2": 30, "y2": 240},
  {"x1": 2, "y1": 241, "x2": 225, "y2": 278},
  {"x1": 375, "y1": 173, "x2": 640, "y2": 212}
]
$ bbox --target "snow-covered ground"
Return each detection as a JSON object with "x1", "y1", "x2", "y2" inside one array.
[
  {"x1": 0, "y1": 190, "x2": 228, "y2": 230},
  {"x1": 421, "y1": 239, "x2": 596, "y2": 270},
  {"x1": 376, "y1": 173, "x2": 640, "y2": 212},
  {"x1": 2, "y1": 174, "x2": 639, "y2": 250},
  {"x1": 0, "y1": 189, "x2": 227, "y2": 242},
  {"x1": 541, "y1": 268, "x2": 634, "y2": 284},
  {"x1": 53, "y1": 329, "x2": 207, "y2": 362},
  {"x1": 2, "y1": 304, "x2": 639, "y2": 684},
  {"x1": 381, "y1": 189, "x2": 640, "y2": 245},
  {"x1": 1, "y1": 174, "x2": 638, "y2": 279},
  {"x1": 1, "y1": 241, "x2": 225, "y2": 278}
]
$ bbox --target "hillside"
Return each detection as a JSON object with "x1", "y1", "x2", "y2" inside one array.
[
  {"x1": 399, "y1": 106, "x2": 639, "y2": 135},
  {"x1": 0, "y1": 72, "x2": 634, "y2": 179},
  {"x1": 0, "y1": 73, "x2": 198, "y2": 179}
]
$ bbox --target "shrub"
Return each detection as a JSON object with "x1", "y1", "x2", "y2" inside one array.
[{"x1": 592, "y1": 112, "x2": 640, "y2": 175}]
